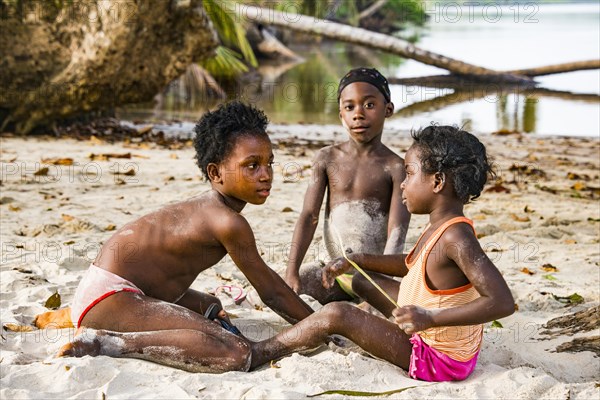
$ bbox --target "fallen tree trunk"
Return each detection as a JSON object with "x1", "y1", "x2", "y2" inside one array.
[
  {"x1": 236, "y1": 5, "x2": 599, "y2": 84},
  {"x1": 246, "y1": 25, "x2": 302, "y2": 61},
  {"x1": 389, "y1": 75, "x2": 600, "y2": 99},
  {"x1": 234, "y1": 5, "x2": 532, "y2": 84},
  {"x1": 0, "y1": 0, "x2": 218, "y2": 134},
  {"x1": 505, "y1": 60, "x2": 600, "y2": 77}
]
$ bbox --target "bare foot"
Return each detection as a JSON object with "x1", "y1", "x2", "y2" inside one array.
[{"x1": 56, "y1": 328, "x2": 104, "y2": 358}]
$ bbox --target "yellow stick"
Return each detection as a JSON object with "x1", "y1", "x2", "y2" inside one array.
[{"x1": 331, "y1": 225, "x2": 399, "y2": 308}]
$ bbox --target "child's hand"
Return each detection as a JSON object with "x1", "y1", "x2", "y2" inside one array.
[
  {"x1": 285, "y1": 271, "x2": 302, "y2": 293},
  {"x1": 321, "y1": 257, "x2": 352, "y2": 289},
  {"x1": 392, "y1": 305, "x2": 434, "y2": 335}
]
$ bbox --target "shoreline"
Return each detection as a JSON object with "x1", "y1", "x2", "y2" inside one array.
[
  {"x1": 3, "y1": 117, "x2": 598, "y2": 148},
  {"x1": 1, "y1": 126, "x2": 598, "y2": 399}
]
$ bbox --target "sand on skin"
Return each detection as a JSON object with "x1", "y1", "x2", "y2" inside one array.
[{"x1": 0, "y1": 126, "x2": 598, "y2": 399}]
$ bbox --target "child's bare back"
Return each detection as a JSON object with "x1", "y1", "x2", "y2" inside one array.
[
  {"x1": 95, "y1": 194, "x2": 230, "y2": 301},
  {"x1": 58, "y1": 102, "x2": 313, "y2": 373}
]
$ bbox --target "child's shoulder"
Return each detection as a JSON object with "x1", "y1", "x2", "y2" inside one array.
[
  {"x1": 169, "y1": 192, "x2": 250, "y2": 229},
  {"x1": 316, "y1": 142, "x2": 342, "y2": 154},
  {"x1": 377, "y1": 143, "x2": 404, "y2": 161},
  {"x1": 375, "y1": 145, "x2": 406, "y2": 176},
  {"x1": 438, "y1": 218, "x2": 478, "y2": 248},
  {"x1": 312, "y1": 143, "x2": 344, "y2": 163}
]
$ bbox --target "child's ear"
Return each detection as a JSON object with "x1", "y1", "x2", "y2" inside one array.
[
  {"x1": 385, "y1": 102, "x2": 394, "y2": 117},
  {"x1": 433, "y1": 172, "x2": 446, "y2": 193},
  {"x1": 207, "y1": 163, "x2": 222, "y2": 184}
]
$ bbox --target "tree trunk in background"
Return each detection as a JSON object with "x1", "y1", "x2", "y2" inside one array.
[
  {"x1": 505, "y1": 60, "x2": 600, "y2": 77},
  {"x1": 234, "y1": 5, "x2": 533, "y2": 84},
  {"x1": 0, "y1": 0, "x2": 219, "y2": 134},
  {"x1": 246, "y1": 25, "x2": 302, "y2": 60}
]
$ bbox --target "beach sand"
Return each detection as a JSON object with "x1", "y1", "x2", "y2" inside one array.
[{"x1": 1, "y1": 125, "x2": 598, "y2": 399}]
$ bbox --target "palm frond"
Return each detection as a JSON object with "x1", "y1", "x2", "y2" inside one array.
[
  {"x1": 203, "y1": 0, "x2": 257, "y2": 67},
  {"x1": 200, "y1": 46, "x2": 249, "y2": 79}
]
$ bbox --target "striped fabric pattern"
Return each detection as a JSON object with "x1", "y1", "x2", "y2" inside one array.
[{"x1": 397, "y1": 217, "x2": 483, "y2": 362}]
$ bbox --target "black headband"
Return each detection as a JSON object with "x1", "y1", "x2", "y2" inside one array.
[{"x1": 337, "y1": 67, "x2": 391, "y2": 103}]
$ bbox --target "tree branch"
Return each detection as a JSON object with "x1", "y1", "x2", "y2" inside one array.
[
  {"x1": 234, "y1": 5, "x2": 532, "y2": 83},
  {"x1": 358, "y1": 0, "x2": 388, "y2": 21}
]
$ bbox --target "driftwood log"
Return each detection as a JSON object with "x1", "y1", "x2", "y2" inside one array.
[{"x1": 0, "y1": 0, "x2": 218, "y2": 134}]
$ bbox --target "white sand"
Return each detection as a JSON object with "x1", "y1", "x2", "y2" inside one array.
[{"x1": 1, "y1": 127, "x2": 598, "y2": 399}]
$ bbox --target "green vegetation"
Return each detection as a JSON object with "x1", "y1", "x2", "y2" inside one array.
[
  {"x1": 202, "y1": 0, "x2": 257, "y2": 71},
  {"x1": 274, "y1": 0, "x2": 427, "y2": 29}
]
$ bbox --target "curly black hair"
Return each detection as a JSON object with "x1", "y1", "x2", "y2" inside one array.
[
  {"x1": 411, "y1": 125, "x2": 494, "y2": 204},
  {"x1": 193, "y1": 101, "x2": 269, "y2": 179}
]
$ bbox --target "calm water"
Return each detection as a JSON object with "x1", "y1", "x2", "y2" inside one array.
[{"x1": 120, "y1": 2, "x2": 599, "y2": 137}]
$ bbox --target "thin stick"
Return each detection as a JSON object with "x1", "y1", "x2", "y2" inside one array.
[{"x1": 331, "y1": 225, "x2": 399, "y2": 308}]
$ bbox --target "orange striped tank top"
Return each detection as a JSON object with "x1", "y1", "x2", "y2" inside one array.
[{"x1": 397, "y1": 217, "x2": 483, "y2": 362}]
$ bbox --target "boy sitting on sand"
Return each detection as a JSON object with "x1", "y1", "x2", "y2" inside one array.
[
  {"x1": 284, "y1": 67, "x2": 411, "y2": 304},
  {"x1": 58, "y1": 101, "x2": 313, "y2": 373},
  {"x1": 258, "y1": 125, "x2": 515, "y2": 381}
]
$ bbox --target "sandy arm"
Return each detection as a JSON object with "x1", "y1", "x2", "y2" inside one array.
[
  {"x1": 284, "y1": 150, "x2": 329, "y2": 292},
  {"x1": 218, "y1": 213, "x2": 313, "y2": 324},
  {"x1": 322, "y1": 252, "x2": 409, "y2": 289},
  {"x1": 383, "y1": 158, "x2": 411, "y2": 254},
  {"x1": 393, "y1": 224, "x2": 515, "y2": 333}
]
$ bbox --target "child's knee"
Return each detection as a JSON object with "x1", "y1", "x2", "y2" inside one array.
[
  {"x1": 226, "y1": 340, "x2": 252, "y2": 372},
  {"x1": 320, "y1": 302, "x2": 353, "y2": 323}
]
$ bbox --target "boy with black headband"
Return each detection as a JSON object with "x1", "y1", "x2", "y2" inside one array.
[{"x1": 285, "y1": 67, "x2": 411, "y2": 304}]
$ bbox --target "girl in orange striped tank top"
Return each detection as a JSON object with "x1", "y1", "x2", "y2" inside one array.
[{"x1": 253, "y1": 125, "x2": 515, "y2": 382}]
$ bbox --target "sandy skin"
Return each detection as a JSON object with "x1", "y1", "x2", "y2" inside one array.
[
  {"x1": 285, "y1": 82, "x2": 411, "y2": 303},
  {"x1": 252, "y1": 136, "x2": 516, "y2": 379},
  {"x1": 57, "y1": 132, "x2": 313, "y2": 373},
  {"x1": 1, "y1": 129, "x2": 598, "y2": 397}
]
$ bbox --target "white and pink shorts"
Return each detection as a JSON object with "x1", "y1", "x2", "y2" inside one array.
[{"x1": 71, "y1": 264, "x2": 144, "y2": 328}]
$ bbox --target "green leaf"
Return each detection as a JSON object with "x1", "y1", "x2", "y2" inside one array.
[
  {"x1": 201, "y1": 46, "x2": 249, "y2": 78},
  {"x1": 44, "y1": 291, "x2": 61, "y2": 309},
  {"x1": 552, "y1": 293, "x2": 584, "y2": 305},
  {"x1": 308, "y1": 386, "x2": 419, "y2": 397},
  {"x1": 202, "y1": 0, "x2": 257, "y2": 67},
  {"x1": 491, "y1": 320, "x2": 503, "y2": 328},
  {"x1": 542, "y1": 274, "x2": 557, "y2": 281}
]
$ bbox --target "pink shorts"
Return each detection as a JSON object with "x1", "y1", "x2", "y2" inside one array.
[
  {"x1": 71, "y1": 264, "x2": 144, "y2": 328},
  {"x1": 408, "y1": 333, "x2": 479, "y2": 382}
]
